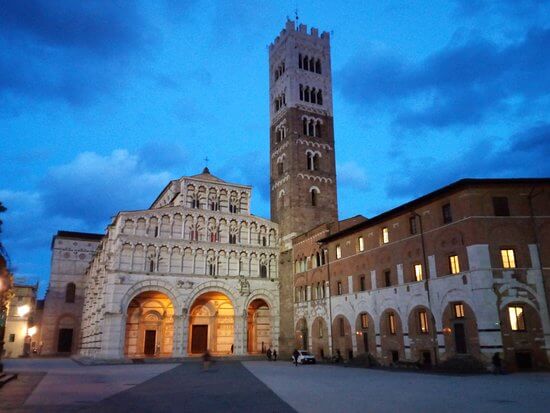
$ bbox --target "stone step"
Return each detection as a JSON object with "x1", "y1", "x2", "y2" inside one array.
[{"x1": 0, "y1": 372, "x2": 18, "y2": 388}]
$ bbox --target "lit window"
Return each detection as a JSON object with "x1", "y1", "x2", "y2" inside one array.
[
  {"x1": 336, "y1": 245, "x2": 341, "y2": 259},
  {"x1": 508, "y1": 305, "x2": 526, "y2": 331},
  {"x1": 454, "y1": 303, "x2": 465, "y2": 318},
  {"x1": 414, "y1": 264, "x2": 423, "y2": 282},
  {"x1": 388, "y1": 313, "x2": 396, "y2": 335},
  {"x1": 382, "y1": 227, "x2": 389, "y2": 244},
  {"x1": 358, "y1": 236, "x2": 364, "y2": 252},
  {"x1": 337, "y1": 281, "x2": 342, "y2": 295},
  {"x1": 442, "y1": 203, "x2": 452, "y2": 224},
  {"x1": 501, "y1": 249, "x2": 516, "y2": 269},
  {"x1": 418, "y1": 310, "x2": 429, "y2": 333},
  {"x1": 361, "y1": 313, "x2": 369, "y2": 329},
  {"x1": 449, "y1": 255, "x2": 460, "y2": 274}
]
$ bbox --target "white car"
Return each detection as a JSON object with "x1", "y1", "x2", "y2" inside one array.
[{"x1": 293, "y1": 350, "x2": 316, "y2": 364}]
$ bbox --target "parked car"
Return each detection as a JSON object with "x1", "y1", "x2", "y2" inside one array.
[{"x1": 292, "y1": 350, "x2": 316, "y2": 364}]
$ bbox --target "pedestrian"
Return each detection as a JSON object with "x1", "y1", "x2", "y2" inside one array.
[
  {"x1": 203, "y1": 349, "x2": 212, "y2": 371},
  {"x1": 273, "y1": 349, "x2": 278, "y2": 361},
  {"x1": 492, "y1": 352, "x2": 502, "y2": 374},
  {"x1": 336, "y1": 349, "x2": 342, "y2": 363},
  {"x1": 267, "y1": 347, "x2": 272, "y2": 361},
  {"x1": 293, "y1": 349, "x2": 300, "y2": 366},
  {"x1": 230, "y1": 344, "x2": 234, "y2": 354}
]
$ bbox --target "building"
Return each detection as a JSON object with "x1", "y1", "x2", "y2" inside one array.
[
  {"x1": 79, "y1": 168, "x2": 279, "y2": 359},
  {"x1": 292, "y1": 179, "x2": 550, "y2": 370},
  {"x1": 40, "y1": 231, "x2": 103, "y2": 355},
  {"x1": 2, "y1": 282, "x2": 39, "y2": 358}
]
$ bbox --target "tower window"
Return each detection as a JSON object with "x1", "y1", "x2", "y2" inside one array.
[
  {"x1": 381, "y1": 227, "x2": 389, "y2": 244},
  {"x1": 442, "y1": 203, "x2": 452, "y2": 224},
  {"x1": 315, "y1": 59, "x2": 321, "y2": 74},
  {"x1": 317, "y1": 90, "x2": 322, "y2": 105},
  {"x1": 336, "y1": 245, "x2": 341, "y2": 259},
  {"x1": 414, "y1": 264, "x2": 423, "y2": 281},
  {"x1": 311, "y1": 189, "x2": 317, "y2": 206},
  {"x1": 357, "y1": 236, "x2": 364, "y2": 252},
  {"x1": 418, "y1": 310, "x2": 429, "y2": 333},
  {"x1": 337, "y1": 281, "x2": 342, "y2": 295},
  {"x1": 493, "y1": 197, "x2": 510, "y2": 216},
  {"x1": 311, "y1": 88, "x2": 317, "y2": 104},
  {"x1": 409, "y1": 216, "x2": 417, "y2": 235},
  {"x1": 453, "y1": 303, "x2": 465, "y2": 318},
  {"x1": 388, "y1": 313, "x2": 396, "y2": 335},
  {"x1": 277, "y1": 162, "x2": 284, "y2": 177},
  {"x1": 500, "y1": 248, "x2": 516, "y2": 268},
  {"x1": 65, "y1": 283, "x2": 76, "y2": 303},
  {"x1": 303, "y1": 55, "x2": 309, "y2": 71},
  {"x1": 299, "y1": 84, "x2": 304, "y2": 101},
  {"x1": 449, "y1": 255, "x2": 460, "y2": 274},
  {"x1": 508, "y1": 305, "x2": 526, "y2": 331},
  {"x1": 304, "y1": 87, "x2": 310, "y2": 102},
  {"x1": 298, "y1": 53, "x2": 302, "y2": 69}
]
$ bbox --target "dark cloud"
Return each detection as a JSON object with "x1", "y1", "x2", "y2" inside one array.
[
  {"x1": 386, "y1": 122, "x2": 550, "y2": 198},
  {"x1": 0, "y1": 0, "x2": 152, "y2": 106},
  {"x1": 337, "y1": 27, "x2": 550, "y2": 129}
]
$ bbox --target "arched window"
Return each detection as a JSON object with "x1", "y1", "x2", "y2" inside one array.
[
  {"x1": 315, "y1": 121, "x2": 322, "y2": 138},
  {"x1": 310, "y1": 188, "x2": 319, "y2": 206},
  {"x1": 299, "y1": 84, "x2": 303, "y2": 101},
  {"x1": 311, "y1": 88, "x2": 317, "y2": 104},
  {"x1": 304, "y1": 87, "x2": 310, "y2": 102},
  {"x1": 302, "y1": 118, "x2": 308, "y2": 135},
  {"x1": 65, "y1": 283, "x2": 76, "y2": 303},
  {"x1": 277, "y1": 161, "x2": 284, "y2": 177},
  {"x1": 298, "y1": 53, "x2": 303, "y2": 69},
  {"x1": 303, "y1": 55, "x2": 309, "y2": 71},
  {"x1": 315, "y1": 59, "x2": 321, "y2": 74},
  {"x1": 317, "y1": 90, "x2": 323, "y2": 105},
  {"x1": 313, "y1": 154, "x2": 320, "y2": 171},
  {"x1": 260, "y1": 264, "x2": 267, "y2": 278},
  {"x1": 307, "y1": 153, "x2": 314, "y2": 170},
  {"x1": 208, "y1": 261, "x2": 216, "y2": 276},
  {"x1": 308, "y1": 120, "x2": 314, "y2": 136},
  {"x1": 309, "y1": 57, "x2": 314, "y2": 72}
]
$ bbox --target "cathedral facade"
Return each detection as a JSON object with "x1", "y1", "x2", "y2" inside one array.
[{"x1": 78, "y1": 170, "x2": 279, "y2": 358}]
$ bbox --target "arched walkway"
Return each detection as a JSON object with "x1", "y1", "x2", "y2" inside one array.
[
  {"x1": 247, "y1": 298, "x2": 271, "y2": 353},
  {"x1": 311, "y1": 317, "x2": 329, "y2": 359},
  {"x1": 441, "y1": 301, "x2": 479, "y2": 360},
  {"x1": 295, "y1": 318, "x2": 308, "y2": 350},
  {"x1": 124, "y1": 291, "x2": 174, "y2": 357},
  {"x1": 407, "y1": 306, "x2": 436, "y2": 366},
  {"x1": 188, "y1": 291, "x2": 234, "y2": 355},
  {"x1": 355, "y1": 312, "x2": 375, "y2": 356},
  {"x1": 332, "y1": 315, "x2": 353, "y2": 360},
  {"x1": 379, "y1": 309, "x2": 405, "y2": 365}
]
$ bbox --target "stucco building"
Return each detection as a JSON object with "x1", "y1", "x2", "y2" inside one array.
[{"x1": 3, "y1": 282, "x2": 39, "y2": 358}]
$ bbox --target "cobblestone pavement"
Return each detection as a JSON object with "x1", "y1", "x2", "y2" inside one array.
[{"x1": 243, "y1": 361, "x2": 550, "y2": 413}]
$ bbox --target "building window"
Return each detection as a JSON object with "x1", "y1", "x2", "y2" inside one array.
[
  {"x1": 259, "y1": 264, "x2": 267, "y2": 278},
  {"x1": 493, "y1": 196, "x2": 510, "y2": 216},
  {"x1": 384, "y1": 270, "x2": 391, "y2": 287},
  {"x1": 357, "y1": 236, "x2": 364, "y2": 252},
  {"x1": 361, "y1": 313, "x2": 369, "y2": 329},
  {"x1": 229, "y1": 234, "x2": 237, "y2": 244},
  {"x1": 336, "y1": 245, "x2": 341, "y2": 259},
  {"x1": 442, "y1": 203, "x2": 452, "y2": 224},
  {"x1": 414, "y1": 264, "x2": 423, "y2": 282},
  {"x1": 9, "y1": 334, "x2": 15, "y2": 342},
  {"x1": 208, "y1": 262, "x2": 216, "y2": 276},
  {"x1": 359, "y1": 276, "x2": 366, "y2": 292},
  {"x1": 382, "y1": 227, "x2": 389, "y2": 244},
  {"x1": 501, "y1": 248, "x2": 516, "y2": 269},
  {"x1": 388, "y1": 313, "x2": 396, "y2": 335},
  {"x1": 311, "y1": 189, "x2": 317, "y2": 206},
  {"x1": 409, "y1": 216, "x2": 418, "y2": 235},
  {"x1": 453, "y1": 303, "x2": 465, "y2": 318},
  {"x1": 508, "y1": 305, "x2": 526, "y2": 331},
  {"x1": 277, "y1": 162, "x2": 284, "y2": 177},
  {"x1": 449, "y1": 255, "x2": 460, "y2": 274},
  {"x1": 339, "y1": 318, "x2": 345, "y2": 337},
  {"x1": 65, "y1": 283, "x2": 76, "y2": 303},
  {"x1": 418, "y1": 309, "x2": 429, "y2": 333},
  {"x1": 337, "y1": 281, "x2": 342, "y2": 295}
]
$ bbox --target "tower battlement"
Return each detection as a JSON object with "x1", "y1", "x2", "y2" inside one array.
[{"x1": 269, "y1": 19, "x2": 330, "y2": 51}]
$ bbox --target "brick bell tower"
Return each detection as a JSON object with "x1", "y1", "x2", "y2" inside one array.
[{"x1": 269, "y1": 20, "x2": 338, "y2": 244}]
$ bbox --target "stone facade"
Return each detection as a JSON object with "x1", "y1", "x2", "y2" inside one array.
[
  {"x1": 292, "y1": 179, "x2": 550, "y2": 370},
  {"x1": 79, "y1": 169, "x2": 280, "y2": 359},
  {"x1": 3, "y1": 283, "x2": 38, "y2": 358},
  {"x1": 40, "y1": 232, "x2": 102, "y2": 355}
]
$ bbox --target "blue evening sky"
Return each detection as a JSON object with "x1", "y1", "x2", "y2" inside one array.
[{"x1": 1, "y1": 1, "x2": 549, "y2": 297}]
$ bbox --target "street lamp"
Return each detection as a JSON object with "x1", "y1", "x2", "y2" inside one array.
[{"x1": 17, "y1": 304, "x2": 30, "y2": 317}]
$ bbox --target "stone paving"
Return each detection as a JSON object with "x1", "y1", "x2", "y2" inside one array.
[{"x1": 2, "y1": 358, "x2": 550, "y2": 412}]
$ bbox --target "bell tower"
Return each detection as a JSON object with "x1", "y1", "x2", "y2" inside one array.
[{"x1": 269, "y1": 20, "x2": 338, "y2": 244}]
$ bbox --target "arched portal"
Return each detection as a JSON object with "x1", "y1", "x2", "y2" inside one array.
[
  {"x1": 311, "y1": 317, "x2": 329, "y2": 359},
  {"x1": 355, "y1": 312, "x2": 376, "y2": 356},
  {"x1": 295, "y1": 318, "x2": 308, "y2": 350},
  {"x1": 188, "y1": 291, "x2": 234, "y2": 355},
  {"x1": 247, "y1": 298, "x2": 271, "y2": 354},
  {"x1": 124, "y1": 291, "x2": 174, "y2": 358}
]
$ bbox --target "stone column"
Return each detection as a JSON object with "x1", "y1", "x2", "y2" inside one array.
[
  {"x1": 233, "y1": 312, "x2": 247, "y2": 355},
  {"x1": 172, "y1": 315, "x2": 185, "y2": 357}
]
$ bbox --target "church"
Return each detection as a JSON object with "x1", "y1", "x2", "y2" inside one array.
[{"x1": 38, "y1": 20, "x2": 550, "y2": 370}]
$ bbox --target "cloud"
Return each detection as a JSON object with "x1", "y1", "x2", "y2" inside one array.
[
  {"x1": 337, "y1": 27, "x2": 550, "y2": 129},
  {"x1": 338, "y1": 161, "x2": 369, "y2": 191},
  {"x1": 385, "y1": 122, "x2": 550, "y2": 198},
  {"x1": 0, "y1": 0, "x2": 152, "y2": 106},
  {"x1": 41, "y1": 149, "x2": 171, "y2": 226}
]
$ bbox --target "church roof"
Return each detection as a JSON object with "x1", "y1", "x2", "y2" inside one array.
[{"x1": 189, "y1": 167, "x2": 227, "y2": 183}]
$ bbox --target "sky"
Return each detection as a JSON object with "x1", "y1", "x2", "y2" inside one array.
[{"x1": 1, "y1": 0, "x2": 549, "y2": 297}]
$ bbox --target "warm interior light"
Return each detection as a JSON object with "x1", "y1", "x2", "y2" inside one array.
[
  {"x1": 28, "y1": 326, "x2": 37, "y2": 336},
  {"x1": 17, "y1": 304, "x2": 31, "y2": 317},
  {"x1": 442, "y1": 327, "x2": 452, "y2": 335}
]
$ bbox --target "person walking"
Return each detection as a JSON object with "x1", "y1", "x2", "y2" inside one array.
[
  {"x1": 492, "y1": 352, "x2": 502, "y2": 374},
  {"x1": 273, "y1": 349, "x2": 278, "y2": 361},
  {"x1": 266, "y1": 347, "x2": 272, "y2": 361},
  {"x1": 293, "y1": 349, "x2": 300, "y2": 366},
  {"x1": 203, "y1": 349, "x2": 212, "y2": 371}
]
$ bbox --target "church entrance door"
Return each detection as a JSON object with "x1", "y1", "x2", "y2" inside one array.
[
  {"x1": 144, "y1": 330, "x2": 157, "y2": 355},
  {"x1": 192, "y1": 325, "x2": 208, "y2": 353}
]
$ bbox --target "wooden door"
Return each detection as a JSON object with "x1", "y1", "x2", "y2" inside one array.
[
  {"x1": 454, "y1": 323, "x2": 467, "y2": 354},
  {"x1": 57, "y1": 328, "x2": 73, "y2": 353},
  {"x1": 144, "y1": 330, "x2": 156, "y2": 355},
  {"x1": 191, "y1": 325, "x2": 208, "y2": 353},
  {"x1": 362, "y1": 332, "x2": 369, "y2": 353}
]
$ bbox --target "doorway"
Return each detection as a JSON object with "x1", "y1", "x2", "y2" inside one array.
[
  {"x1": 454, "y1": 323, "x2": 467, "y2": 354},
  {"x1": 363, "y1": 332, "x2": 369, "y2": 353},
  {"x1": 191, "y1": 325, "x2": 208, "y2": 353},
  {"x1": 57, "y1": 328, "x2": 73, "y2": 353},
  {"x1": 144, "y1": 330, "x2": 157, "y2": 356},
  {"x1": 515, "y1": 351, "x2": 533, "y2": 369}
]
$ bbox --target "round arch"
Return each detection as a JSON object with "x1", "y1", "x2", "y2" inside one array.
[
  {"x1": 311, "y1": 317, "x2": 329, "y2": 359},
  {"x1": 407, "y1": 305, "x2": 437, "y2": 366},
  {"x1": 120, "y1": 279, "x2": 182, "y2": 316},
  {"x1": 379, "y1": 308, "x2": 405, "y2": 365},
  {"x1": 355, "y1": 311, "x2": 376, "y2": 356},
  {"x1": 332, "y1": 314, "x2": 353, "y2": 361}
]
